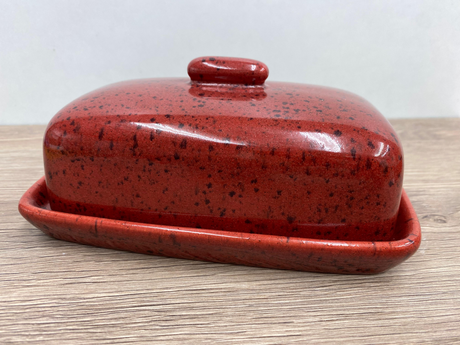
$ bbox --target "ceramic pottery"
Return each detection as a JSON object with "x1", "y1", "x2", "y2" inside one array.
[{"x1": 19, "y1": 56, "x2": 421, "y2": 274}]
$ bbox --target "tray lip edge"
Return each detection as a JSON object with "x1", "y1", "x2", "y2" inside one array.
[{"x1": 18, "y1": 176, "x2": 421, "y2": 256}]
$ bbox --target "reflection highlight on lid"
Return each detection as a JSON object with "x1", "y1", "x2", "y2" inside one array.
[
  {"x1": 299, "y1": 131, "x2": 343, "y2": 153},
  {"x1": 134, "y1": 122, "x2": 246, "y2": 147},
  {"x1": 375, "y1": 142, "x2": 390, "y2": 158}
]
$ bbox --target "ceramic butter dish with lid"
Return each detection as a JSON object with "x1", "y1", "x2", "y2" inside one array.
[{"x1": 19, "y1": 57, "x2": 421, "y2": 274}]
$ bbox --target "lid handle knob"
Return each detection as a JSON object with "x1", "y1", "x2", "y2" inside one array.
[{"x1": 188, "y1": 57, "x2": 269, "y2": 86}]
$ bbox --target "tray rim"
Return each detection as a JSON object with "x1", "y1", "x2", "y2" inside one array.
[{"x1": 18, "y1": 177, "x2": 421, "y2": 274}]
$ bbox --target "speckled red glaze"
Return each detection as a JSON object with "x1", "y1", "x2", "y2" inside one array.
[
  {"x1": 18, "y1": 177, "x2": 421, "y2": 274},
  {"x1": 42, "y1": 56, "x2": 404, "y2": 243}
]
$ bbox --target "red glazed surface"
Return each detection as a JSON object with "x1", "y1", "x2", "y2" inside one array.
[
  {"x1": 43, "y1": 57, "x2": 403, "y2": 242},
  {"x1": 19, "y1": 177, "x2": 420, "y2": 274}
]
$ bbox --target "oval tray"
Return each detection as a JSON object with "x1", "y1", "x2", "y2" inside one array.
[{"x1": 19, "y1": 177, "x2": 421, "y2": 274}]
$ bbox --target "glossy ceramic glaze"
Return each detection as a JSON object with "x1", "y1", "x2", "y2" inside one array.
[
  {"x1": 43, "y1": 56, "x2": 403, "y2": 242},
  {"x1": 19, "y1": 177, "x2": 421, "y2": 274}
]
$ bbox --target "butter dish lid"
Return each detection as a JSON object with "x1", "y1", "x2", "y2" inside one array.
[{"x1": 44, "y1": 56, "x2": 403, "y2": 242}]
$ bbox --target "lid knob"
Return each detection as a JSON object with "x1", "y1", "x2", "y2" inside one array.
[{"x1": 188, "y1": 57, "x2": 269, "y2": 86}]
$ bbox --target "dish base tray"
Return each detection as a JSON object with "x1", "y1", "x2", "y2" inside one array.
[{"x1": 19, "y1": 177, "x2": 421, "y2": 274}]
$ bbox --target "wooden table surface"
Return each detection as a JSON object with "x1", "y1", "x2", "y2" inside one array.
[{"x1": 1, "y1": 119, "x2": 459, "y2": 344}]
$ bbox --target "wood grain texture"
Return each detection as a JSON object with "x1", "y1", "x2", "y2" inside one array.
[{"x1": 1, "y1": 119, "x2": 459, "y2": 344}]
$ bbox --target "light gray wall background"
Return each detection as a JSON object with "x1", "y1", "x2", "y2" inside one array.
[{"x1": 1, "y1": 0, "x2": 459, "y2": 125}]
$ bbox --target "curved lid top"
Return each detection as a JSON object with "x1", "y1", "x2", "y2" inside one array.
[{"x1": 47, "y1": 56, "x2": 401, "y2": 158}]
